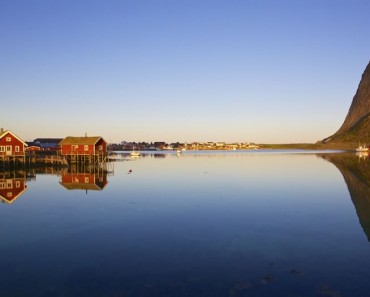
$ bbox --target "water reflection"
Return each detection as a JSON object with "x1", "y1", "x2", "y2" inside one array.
[
  {"x1": 2, "y1": 152, "x2": 370, "y2": 296},
  {"x1": 321, "y1": 153, "x2": 370, "y2": 241},
  {"x1": 0, "y1": 171, "x2": 27, "y2": 204},
  {"x1": 26, "y1": 167, "x2": 65, "y2": 181},
  {"x1": 59, "y1": 165, "x2": 108, "y2": 192},
  {"x1": 0, "y1": 165, "x2": 110, "y2": 205}
]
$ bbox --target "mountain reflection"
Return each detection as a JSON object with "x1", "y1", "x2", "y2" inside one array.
[
  {"x1": 0, "y1": 171, "x2": 27, "y2": 204},
  {"x1": 321, "y1": 153, "x2": 370, "y2": 241},
  {"x1": 59, "y1": 165, "x2": 108, "y2": 192}
]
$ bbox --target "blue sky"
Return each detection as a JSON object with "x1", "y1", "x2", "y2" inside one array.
[{"x1": 1, "y1": 0, "x2": 369, "y2": 143}]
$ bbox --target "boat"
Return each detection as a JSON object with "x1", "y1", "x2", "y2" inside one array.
[
  {"x1": 130, "y1": 151, "x2": 140, "y2": 157},
  {"x1": 356, "y1": 151, "x2": 368, "y2": 159},
  {"x1": 130, "y1": 147, "x2": 141, "y2": 157},
  {"x1": 356, "y1": 143, "x2": 369, "y2": 152}
]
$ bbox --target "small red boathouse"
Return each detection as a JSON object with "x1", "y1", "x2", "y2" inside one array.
[{"x1": 59, "y1": 136, "x2": 108, "y2": 164}]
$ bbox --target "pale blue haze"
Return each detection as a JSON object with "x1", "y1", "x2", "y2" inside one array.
[{"x1": 1, "y1": 0, "x2": 369, "y2": 143}]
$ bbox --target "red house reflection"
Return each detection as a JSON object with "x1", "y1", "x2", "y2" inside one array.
[
  {"x1": 0, "y1": 177, "x2": 27, "y2": 204},
  {"x1": 59, "y1": 170, "x2": 108, "y2": 191}
]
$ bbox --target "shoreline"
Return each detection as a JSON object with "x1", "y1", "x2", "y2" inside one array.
[{"x1": 261, "y1": 142, "x2": 358, "y2": 150}]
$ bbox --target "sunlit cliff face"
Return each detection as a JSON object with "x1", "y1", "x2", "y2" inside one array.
[{"x1": 324, "y1": 61, "x2": 370, "y2": 144}]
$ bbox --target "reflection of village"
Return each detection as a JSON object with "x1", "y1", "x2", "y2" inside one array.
[
  {"x1": 322, "y1": 153, "x2": 370, "y2": 241},
  {"x1": 0, "y1": 166, "x2": 110, "y2": 205}
]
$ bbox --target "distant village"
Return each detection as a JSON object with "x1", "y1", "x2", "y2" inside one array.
[
  {"x1": 27, "y1": 139, "x2": 260, "y2": 152},
  {"x1": 1, "y1": 128, "x2": 260, "y2": 156},
  {"x1": 26, "y1": 138, "x2": 260, "y2": 152},
  {"x1": 0, "y1": 128, "x2": 260, "y2": 168},
  {"x1": 108, "y1": 141, "x2": 260, "y2": 151}
]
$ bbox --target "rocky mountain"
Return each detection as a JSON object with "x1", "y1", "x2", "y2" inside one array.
[{"x1": 322, "y1": 61, "x2": 370, "y2": 144}]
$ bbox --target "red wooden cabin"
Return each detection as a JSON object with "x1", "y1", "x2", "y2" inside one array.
[
  {"x1": 59, "y1": 136, "x2": 107, "y2": 156},
  {"x1": 0, "y1": 129, "x2": 27, "y2": 158}
]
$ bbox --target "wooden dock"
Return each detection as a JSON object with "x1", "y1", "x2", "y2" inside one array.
[{"x1": 0, "y1": 154, "x2": 68, "y2": 170}]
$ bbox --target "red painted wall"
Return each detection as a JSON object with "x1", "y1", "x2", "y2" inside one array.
[
  {"x1": 96, "y1": 138, "x2": 107, "y2": 153},
  {"x1": 61, "y1": 173, "x2": 95, "y2": 184},
  {"x1": 61, "y1": 144, "x2": 95, "y2": 155},
  {"x1": 27, "y1": 146, "x2": 41, "y2": 151}
]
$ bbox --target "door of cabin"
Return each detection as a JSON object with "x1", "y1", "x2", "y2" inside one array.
[{"x1": 6, "y1": 146, "x2": 12, "y2": 156}]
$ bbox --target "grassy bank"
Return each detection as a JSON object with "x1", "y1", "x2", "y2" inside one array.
[{"x1": 261, "y1": 142, "x2": 356, "y2": 150}]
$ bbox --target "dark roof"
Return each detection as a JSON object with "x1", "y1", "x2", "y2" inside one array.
[
  {"x1": 26, "y1": 142, "x2": 41, "y2": 147},
  {"x1": 34, "y1": 138, "x2": 63, "y2": 144}
]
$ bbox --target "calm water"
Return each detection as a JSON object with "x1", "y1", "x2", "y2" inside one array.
[{"x1": 1, "y1": 150, "x2": 370, "y2": 297}]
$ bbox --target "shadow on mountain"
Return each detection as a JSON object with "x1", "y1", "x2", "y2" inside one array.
[{"x1": 321, "y1": 153, "x2": 370, "y2": 241}]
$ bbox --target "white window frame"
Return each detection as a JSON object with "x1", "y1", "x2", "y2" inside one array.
[
  {"x1": 6, "y1": 137, "x2": 11, "y2": 142},
  {"x1": 84, "y1": 145, "x2": 89, "y2": 151},
  {"x1": 15, "y1": 146, "x2": 20, "y2": 152},
  {"x1": 0, "y1": 146, "x2": 5, "y2": 152}
]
